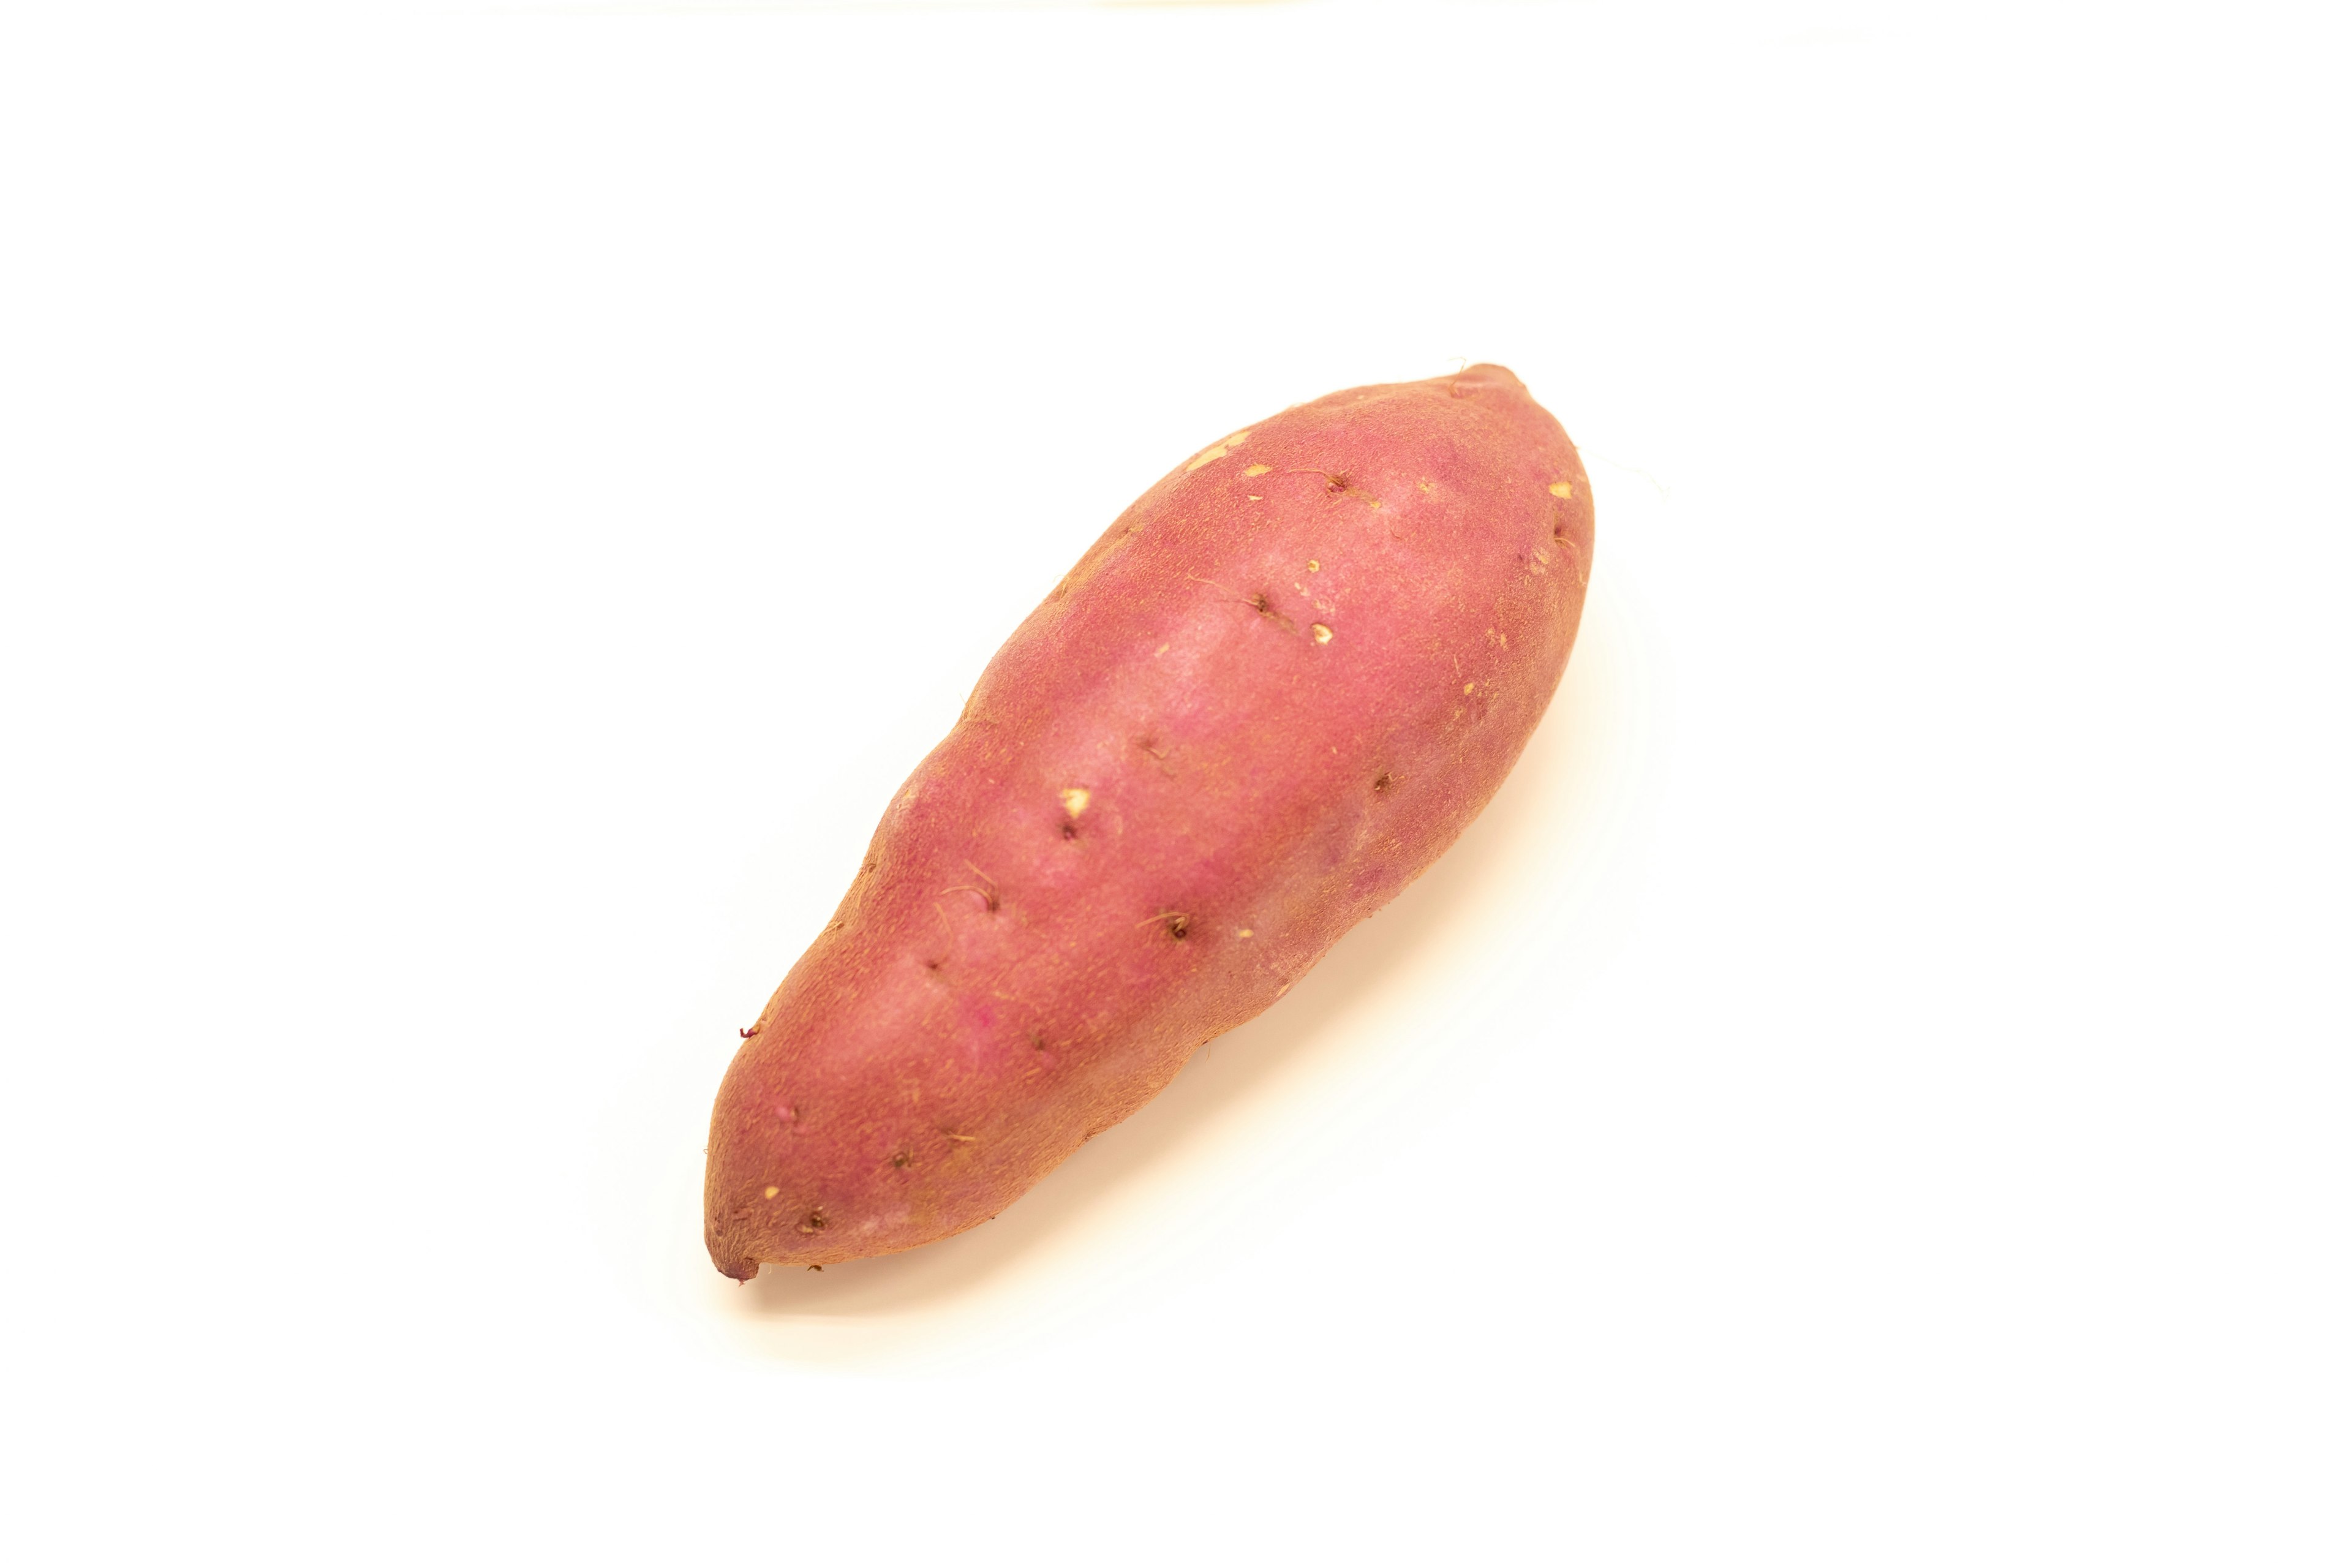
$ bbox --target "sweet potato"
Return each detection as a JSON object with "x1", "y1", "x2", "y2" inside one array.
[{"x1": 704, "y1": 364, "x2": 1593, "y2": 1275}]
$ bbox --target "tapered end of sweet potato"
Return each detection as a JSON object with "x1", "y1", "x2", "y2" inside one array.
[{"x1": 709, "y1": 1236, "x2": 761, "y2": 1283}]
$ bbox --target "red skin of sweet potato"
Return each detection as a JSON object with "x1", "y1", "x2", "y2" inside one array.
[{"x1": 705, "y1": 364, "x2": 1593, "y2": 1276}]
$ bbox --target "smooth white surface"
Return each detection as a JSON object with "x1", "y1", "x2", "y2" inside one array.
[{"x1": 4, "y1": 1, "x2": 2347, "y2": 1561}]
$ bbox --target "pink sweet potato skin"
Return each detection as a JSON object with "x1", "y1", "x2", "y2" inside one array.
[{"x1": 705, "y1": 365, "x2": 1593, "y2": 1276}]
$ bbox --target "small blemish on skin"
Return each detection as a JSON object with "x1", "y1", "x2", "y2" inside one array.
[
  {"x1": 799, "y1": 1208, "x2": 829, "y2": 1234},
  {"x1": 764, "y1": 1186, "x2": 780, "y2": 1199},
  {"x1": 1373, "y1": 772, "x2": 1392, "y2": 793},
  {"x1": 1306, "y1": 560, "x2": 1319, "y2": 571},
  {"x1": 891, "y1": 1151, "x2": 911, "y2": 1167},
  {"x1": 1061, "y1": 786, "x2": 1090, "y2": 818},
  {"x1": 1417, "y1": 480, "x2": 1433, "y2": 493},
  {"x1": 1550, "y1": 481, "x2": 1575, "y2": 499},
  {"x1": 1311, "y1": 624, "x2": 1333, "y2": 643},
  {"x1": 1243, "y1": 464, "x2": 1272, "y2": 477},
  {"x1": 1185, "y1": 430, "x2": 1251, "y2": 472}
]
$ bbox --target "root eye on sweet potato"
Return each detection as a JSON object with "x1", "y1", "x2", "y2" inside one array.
[{"x1": 704, "y1": 364, "x2": 1594, "y2": 1277}]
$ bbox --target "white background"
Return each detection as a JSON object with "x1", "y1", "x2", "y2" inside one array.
[{"x1": 4, "y1": 0, "x2": 2347, "y2": 1561}]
